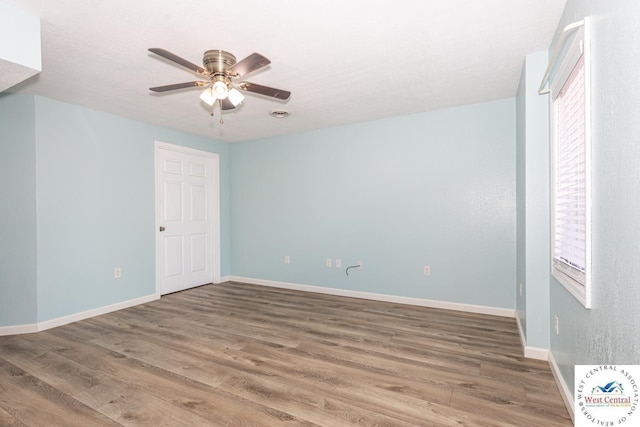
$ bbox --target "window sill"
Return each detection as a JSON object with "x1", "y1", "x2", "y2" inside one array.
[{"x1": 552, "y1": 268, "x2": 591, "y2": 309}]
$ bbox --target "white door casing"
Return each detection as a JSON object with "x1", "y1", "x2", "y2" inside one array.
[{"x1": 155, "y1": 141, "x2": 220, "y2": 296}]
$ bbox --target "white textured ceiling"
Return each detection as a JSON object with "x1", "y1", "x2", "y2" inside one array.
[{"x1": 5, "y1": 0, "x2": 567, "y2": 142}]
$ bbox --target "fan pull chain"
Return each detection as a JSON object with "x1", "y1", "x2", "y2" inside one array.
[{"x1": 209, "y1": 102, "x2": 224, "y2": 124}]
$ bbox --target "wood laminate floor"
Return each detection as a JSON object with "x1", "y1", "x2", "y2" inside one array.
[{"x1": 0, "y1": 282, "x2": 572, "y2": 426}]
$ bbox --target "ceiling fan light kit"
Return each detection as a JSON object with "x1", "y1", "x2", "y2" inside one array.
[{"x1": 148, "y1": 48, "x2": 290, "y2": 121}]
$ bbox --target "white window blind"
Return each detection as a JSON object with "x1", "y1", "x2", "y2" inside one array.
[
  {"x1": 553, "y1": 59, "x2": 586, "y2": 285},
  {"x1": 548, "y1": 18, "x2": 591, "y2": 308}
]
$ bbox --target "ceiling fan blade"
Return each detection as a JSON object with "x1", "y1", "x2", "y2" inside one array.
[
  {"x1": 238, "y1": 81, "x2": 291, "y2": 100},
  {"x1": 220, "y1": 97, "x2": 236, "y2": 110},
  {"x1": 229, "y1": 53, "x2": 271, "y2": 77},
  {"x1": 149, "y1": 48, "x2": 206, "y2": 75},
  {"x1": 149, "y1": 81, "x2": 207, "y2": 92}
]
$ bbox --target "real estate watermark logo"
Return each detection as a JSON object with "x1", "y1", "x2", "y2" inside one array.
[{"x1": 575, "y1": 365, "x2": 639, "y2": 427}]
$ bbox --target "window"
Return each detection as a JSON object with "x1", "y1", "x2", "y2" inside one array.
[{"x1": 549, "y1": 21, "x2": 591, "y2": 308}]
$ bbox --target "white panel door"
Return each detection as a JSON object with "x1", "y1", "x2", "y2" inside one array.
[{"x1": 155, "y1": 142, "x2": 219, "y2": 295}]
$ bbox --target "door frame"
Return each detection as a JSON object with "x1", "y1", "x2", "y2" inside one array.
[{"x1": 154, "y1": 140, "x2": 221, "y2": 297}]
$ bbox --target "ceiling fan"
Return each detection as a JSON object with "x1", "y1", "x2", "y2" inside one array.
[{"x1": 148, "y1": 48, "x2": 291, "y2": 117}]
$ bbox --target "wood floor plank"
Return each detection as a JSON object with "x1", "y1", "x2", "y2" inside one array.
[
  {"x1": 0, "y1": 281, "x2": 572, "y2": 426},
  {"x1": 29, "y1": 329, "x2": 310, "y2": 426},
  {"x1": 0, "y1": 358, "x2": 120, "y2": 427},
  {"x1": 0, "y1": 406, "x2": 26, "y2": 427}
]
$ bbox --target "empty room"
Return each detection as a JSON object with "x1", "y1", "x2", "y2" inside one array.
[{"x1": 1, "y1": 0, "x2": 639, "y2": 425}]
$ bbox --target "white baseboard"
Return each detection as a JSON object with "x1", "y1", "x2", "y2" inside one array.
[
  {"x1": 37, "y1": 294, "x2": 159, "y2": 332},
  {"x1": 0, "y1": 323, "x2": 38, "y2": 336},
  {"x1": 0, "y1": 293, "x2": 159, "y2": 336},
  {"x1": 548, "y1": 351, "x2": 575, "y2": 422},
  {"x1": 516, "y1": 313, "x2": 526, "y2": 345},
  {"x1": 218, "y1": 275, "x2": 232, "y2": 284},
  {"x1": 516, "y1": 322, "x2": 573, "y2": 420},
  {"x1": 515, "y1": 315, "x2": 549, "y2": 360},
  {"x1": 227, "y1": 276, "x2": 515, "y2": 318},
  {"x1": 524, "y1": 346, "x2": 549, "y2": 360}
]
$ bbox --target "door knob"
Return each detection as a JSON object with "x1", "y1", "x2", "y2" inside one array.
[{"x1": 159, "y1": 226, "x2": 166, "y2": 232}]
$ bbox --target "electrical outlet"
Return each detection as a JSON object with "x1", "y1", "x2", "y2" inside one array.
[
  {"x1": 554, "y1": 314, "x2": 559, "y2": 335},
  {"x1": 423, "y1": 265, "x2": 431, "y2": 276},
  {"x1": 325, "y1": 258, "x2": 332, "y2": 267},
  {"x1": 284, "y1": 256, "x2": 290, "y2": 264},
  {"x1": 335, "y1": 259, "x2": 342, "y2": 268},
  {"x1": 114, "y1": 267, "x2": 122, "y2": 279}
]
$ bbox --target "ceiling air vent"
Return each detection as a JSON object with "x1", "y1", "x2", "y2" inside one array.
[{"x1": 270, "y1": 109, "x2": 291, "y2": 118}]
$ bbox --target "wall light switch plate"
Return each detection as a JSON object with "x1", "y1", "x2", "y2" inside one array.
[
  {"x1": 284, "y1": 256, "x2": 290, "y2": 264},
  {"x1": 325, "y1": 258, "x2": 332, "y2": 267},
  {"x1": 335, "y1": 259, "x2": 342, "y2": 268}
]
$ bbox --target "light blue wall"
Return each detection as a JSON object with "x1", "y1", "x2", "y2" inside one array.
[
  {"x1": 230, "y1": 99, "x2": 516, "y2": 309},
  {"x1": 0, "y1": 94, "x2": 37, "y2": 325},
  {"x1": 550, "y1": 0, "x2": 640, "y2": 395},
  {"x1": 2, "y1": 94, "x2": 516, "y2": 327},
  {"x1": 516, "y1": 51, "x2": 551, "y2": 350},
  {"x1": 0, "y1": 94, "x2": 230, "y2": 325},
  {"x1": 516, "y1": 67, "x2": 527, "y2": 333}
]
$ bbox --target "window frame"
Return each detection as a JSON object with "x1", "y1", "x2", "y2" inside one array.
[{"x1": 549, "y1": 21, "x2": 592, "y2": 309}]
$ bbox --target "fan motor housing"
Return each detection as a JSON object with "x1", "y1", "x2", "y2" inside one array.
[{"x1": 203, "y1": 50, "x2": 236, "y2": 74}]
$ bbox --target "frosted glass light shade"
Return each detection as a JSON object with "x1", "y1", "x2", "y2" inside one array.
[
  {"x1": 199, "y1": 88, "x2": 215, "y2": 106},
  {"x1": 227, "y1": 88, "x2": 245, "y2": 106},
  {"x1": 212, "y1": 81, "x2": 228, "y2": 99}
]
